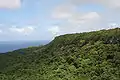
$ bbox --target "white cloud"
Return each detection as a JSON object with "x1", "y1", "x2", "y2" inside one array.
[
  {"x1": 52, "y1": 4, "x2": 76, "y2": 19},
  {"x1": 68, "y1": 12, "x2": 100, "y2": 24},
  {"x1": 69, "y1": 0, "x2": 120, "y2": 9},
  {"x1": 51, "y1": 3, "x2": 101, "y2": 25},
  {"x1": 108, "y1": 23, "x2": 120, "y2": 29},
  {"x1": 51, "y1": 3, "x2": 102, "y2": 34},
  {"x1": 50, "y1": 12, "x2": 101, "y2": 35},
  {"x1": 0, "y1": 29, "x2": 2, "y2": 33},
  {"x1": 58, "y1": 12, "x2": 101, "y2": 33},
  {"x1": 51, "y1": 0, "x2": 120, "y2": 35},
  {"x1": 0, "y1": 0, "x2": 21, "y2": 9},
  {"x1": 48, "y1": 26, "x2": 60, "y2": 36},
  {"x1": 9, "y1": 26, "x2": 35, "y2": 35}
]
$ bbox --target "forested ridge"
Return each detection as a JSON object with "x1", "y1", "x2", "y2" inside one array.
[{"x1": 0, "y1": 28, "x2": 120, "y2": 80}]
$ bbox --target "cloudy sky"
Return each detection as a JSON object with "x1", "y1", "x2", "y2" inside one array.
[{"x1": 0, "y1": 0, "x2": 120, "y2": 41}]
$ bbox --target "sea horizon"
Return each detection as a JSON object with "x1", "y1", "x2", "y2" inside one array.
[{"x1": 0, "y1": 40, "x2": 50, "y2": 53}]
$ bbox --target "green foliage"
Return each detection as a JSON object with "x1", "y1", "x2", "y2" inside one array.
[{"x1": 0, "y1": 28, "x2": 120, "y2": 80}]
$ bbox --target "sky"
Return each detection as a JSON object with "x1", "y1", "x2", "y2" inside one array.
[{"x1": 0, "y1": 0, "x2": 120, "y2": 41}]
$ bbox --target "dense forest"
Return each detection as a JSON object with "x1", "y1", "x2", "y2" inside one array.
[{"x1": 0, "y1": 28, "x2": 120, "y2": 80}]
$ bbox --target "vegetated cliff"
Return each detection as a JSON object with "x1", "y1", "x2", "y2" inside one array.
[{"x1": 0, "y1": 28, "x2": 120, "y2": 80}]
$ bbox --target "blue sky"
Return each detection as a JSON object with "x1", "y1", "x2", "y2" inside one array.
[{"x1": 0, "y1": 0, "x2": 119, "y2": 41}]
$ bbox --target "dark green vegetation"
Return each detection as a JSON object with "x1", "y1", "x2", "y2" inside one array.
[{"x1": 0, "y1": 28, "x2": 120, "y2": 80}]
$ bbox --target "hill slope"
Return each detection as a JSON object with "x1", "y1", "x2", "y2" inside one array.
[{"x1": 0, "y1": 28, "x2": 120, "y2": 80}]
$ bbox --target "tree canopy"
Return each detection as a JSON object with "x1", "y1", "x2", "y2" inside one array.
[{"x1": 0, "y1": 28, "x2": 120, "y2": 80}]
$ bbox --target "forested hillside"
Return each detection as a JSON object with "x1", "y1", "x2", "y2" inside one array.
[{"x1": 0, "y1": 28, "x2": 120, "y2": 80}]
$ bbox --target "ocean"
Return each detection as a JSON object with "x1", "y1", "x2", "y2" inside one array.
[{"x1": 0, "y1": 40, "x2": 50, "y2": 53}]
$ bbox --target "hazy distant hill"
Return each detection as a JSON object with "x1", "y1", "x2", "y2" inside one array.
[{"x1": 0, "y1": 28, "x2": 120, "y2": 80}]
